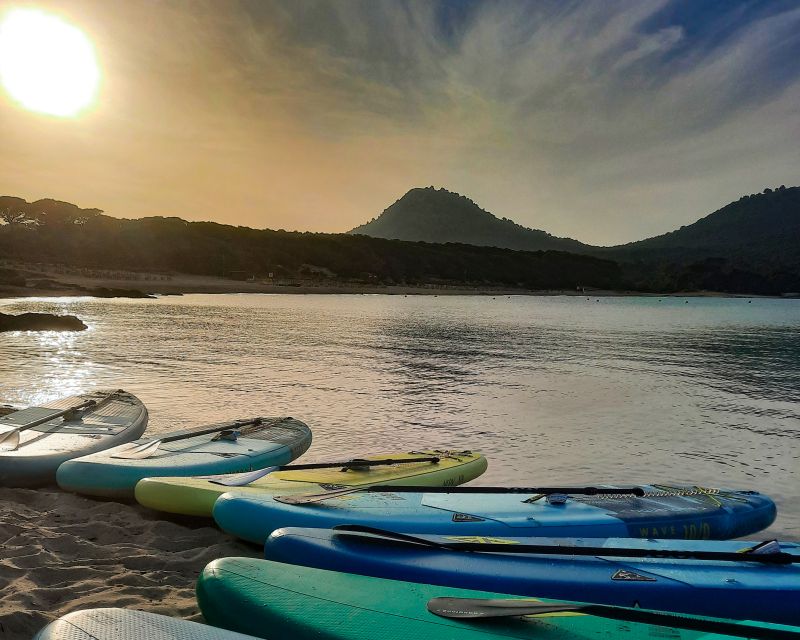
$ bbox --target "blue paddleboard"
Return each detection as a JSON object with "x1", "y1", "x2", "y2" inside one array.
[
  {"x1": 264, "y1": 526, "x2": 800, "y2": 626},
  {"x1": 213, "y1": 484, "x2": 777, "y2": 544}
]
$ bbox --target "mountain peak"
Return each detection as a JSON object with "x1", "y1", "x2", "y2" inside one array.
[{"x1": 349, "y1": 187, "x2": 587, "y2": 253}]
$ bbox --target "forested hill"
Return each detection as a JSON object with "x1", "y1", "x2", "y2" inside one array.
[
  {"x1": 599, "y1": 186, "x2": 800, "y2": 294},
  {"x1": 349, "y1": 187, "x2": 588, "y2": 253},
  {"x1": 2, "y1": 188, "x2": 798, "y2": 295},
  {"x1": 607, "y1": 186, "x2": 800, "y2": 261},
  {"x1": 0, "y1": 197, "x2": 622, "y2": 291},
  {"x1": 347, "y1": 185, "x2": 800, "y2": 294}
]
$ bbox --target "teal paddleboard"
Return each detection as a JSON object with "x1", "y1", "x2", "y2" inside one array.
[{"x1": 196, "y1": 558, "x2": 799, "y2": 640}]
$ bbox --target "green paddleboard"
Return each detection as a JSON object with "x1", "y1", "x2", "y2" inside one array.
[{"x1": 196, "y1": 558, "x2": 798, "y2": 640}]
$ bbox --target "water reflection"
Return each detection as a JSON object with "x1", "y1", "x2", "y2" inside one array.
[{"x1": 0, "y1": 294, "x2": 798, "y2": 538}]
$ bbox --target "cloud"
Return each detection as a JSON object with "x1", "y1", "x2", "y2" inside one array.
[{"x1": 2, "y1": 0, "x2": 799, "y2": 244}]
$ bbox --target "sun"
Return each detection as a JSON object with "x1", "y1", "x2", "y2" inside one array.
[{"x1": 0, "y1": 8, "x2": 100, "y2": 117}]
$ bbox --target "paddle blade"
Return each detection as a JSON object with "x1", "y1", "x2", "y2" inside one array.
[
  {"x1": 427, "y1": 597, "x2": 580, "y2": 619},
  {"x1": 111, "y1": 439, "x2": 162, "y2": 460},
  {"x1": 274, "y1": 486, "x2": 360, "y2": 505},
  {"x1": 0, "y1": 428, "x2": 21, "y2": 451},
  {"x1": 210, "y1": 466, "x2": 279, "y2": 487}
]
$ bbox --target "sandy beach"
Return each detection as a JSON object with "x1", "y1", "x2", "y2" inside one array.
[{"x1": 0, "y1": 488, "x2": 257, "y2": 640}]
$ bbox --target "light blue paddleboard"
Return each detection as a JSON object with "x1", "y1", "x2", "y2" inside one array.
[
  {"x1": 214, "y1": 483, "x2": 777, "y2": 544},
  {"x1": 57, "y1": 416, "x2": 311, "y2": 498}
]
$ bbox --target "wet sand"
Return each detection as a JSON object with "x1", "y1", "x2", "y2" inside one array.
[{"x1": 0, "y1": 488, "x2": 257, "y2": 639}]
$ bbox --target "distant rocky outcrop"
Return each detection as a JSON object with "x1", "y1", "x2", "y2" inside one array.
[
  {"x1": 0, "y1": 312, "x2": 87, "y2": 332},
  {"x1": 349, "y1": 187, "x2": 588, "y2": 253}
]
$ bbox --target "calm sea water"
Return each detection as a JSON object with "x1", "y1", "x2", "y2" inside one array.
[{"x1": 1, "y1": 294, "x2": 798, "y2": 539}]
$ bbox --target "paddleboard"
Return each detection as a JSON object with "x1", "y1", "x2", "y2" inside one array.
[
  {"x1": 0, "y1": 390, "x2": 147, "y2": 487},
  {"x1": 135, "y1": 449, "x2": 487, "y2": 516},
  {"x1": 196, "y1": 558, "x2": 799, "y2": 640},
  {"x1": 57, "y1": 416, "x2": 311, "y2": 498},
  {"x1": 264, "y1": 526, "x2": 800, "y2": 625},
  {"x1": 213, "y1": 483, "x2": 776, "y2": 544},
  {"x1": 34, "y1": 608, "x2": 262, "y2": 640}
]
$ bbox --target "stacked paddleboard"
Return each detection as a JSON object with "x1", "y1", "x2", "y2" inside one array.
[
  {"x1": 9, "y1": 389, "x2": 792, "y2": 638},
  {"x1": 57, "y1": 416, "x2": 313, "y2": 498},
  {"x1": 264, "y1": 526, "x2": 800, "y2": 625},
  {"x1": 212, "y1": 483, "x2": 777, "y2": 544},
  {"x1": 0, "y1": 390, "x2": 147, "y2": 487},
  {"x1": 135, "y1": 449, "x2": 488, "y2": 516},
  {"x1": 196, "y1": 558, "x2": 800, "y2": 639}
]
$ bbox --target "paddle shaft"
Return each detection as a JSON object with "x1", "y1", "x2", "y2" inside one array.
[
  {"x1": 427, "y1": 597, "x2": 799, "y2": 640},
  {"x1": 10, "y1": 391, "x2": 121, "y2": 433},
  {"x1": 334, "y1": 525, "x2": 797, "y2": 565},
  {"x1": 276, "y1": 484, "x2": 645, "y2": 505},
  {"x1": 354, "y1": 486, "x2": 646, "y2": 496},
  {"x1": 112, "y1": 416, "x2": 290, "y2": 459},
  {"x1": 279, "y1": 456, "x2": 441, "y2": 472},
  {"x1": 157, "y1": 418, "x2": 264, "y2": 444}
]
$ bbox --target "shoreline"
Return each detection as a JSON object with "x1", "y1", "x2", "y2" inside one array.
[
  {"x1": 0, "y1": 487, "x2": 258, "y2": 639},
  {"x1": 1, "y1": 264, "x2": 792, "y2": 300},
  {"x1": 0, "y1": 278, "x2": 783, "y2": 301}
]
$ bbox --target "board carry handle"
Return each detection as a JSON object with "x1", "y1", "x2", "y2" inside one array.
[
  {"x1": 275, "y1": 485, "x2": 646, "y2": 505},
  {"x1": 0, "y1": 389, "x2": 124, "y2": 451},
  {"x1": 426, "y1": 597, "x2": 800, "y2": 640},
  {"x1": 210, "y1": 456, "x2": 441, "y2": 487},
  {"x1": 331, "y1": 525, "x2": 798, "y2": 565},
  {"x1": 111, "y1": 416, "x2": 285, "y2": 460}
]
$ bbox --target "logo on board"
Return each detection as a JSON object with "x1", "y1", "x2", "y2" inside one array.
[
  {"x1": 452, "y1": 513, "x2": 485, "y2": 523},
  {"x1": 445, "y1": 536, "x2": 519, "y2": 544},
  {"x1": 611, "y1": 570, "x2": 657, "y2": 582}
]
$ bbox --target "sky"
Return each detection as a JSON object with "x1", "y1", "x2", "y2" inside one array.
[{"x1": 1, "y1": 0, "x2": 799, "y2": 246}]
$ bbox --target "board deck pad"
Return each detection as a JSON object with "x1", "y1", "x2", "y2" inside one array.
[{"x1": 34, "y1": 608, "x2": 263, "y2": 640}]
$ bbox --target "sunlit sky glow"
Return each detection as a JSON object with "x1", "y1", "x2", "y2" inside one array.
[
  {"x1": 1, "y1": 0, "x2": 798, "y2": 245},
  {"x1": 0, "y1": 8, "x2": 99, "y2": 117}
]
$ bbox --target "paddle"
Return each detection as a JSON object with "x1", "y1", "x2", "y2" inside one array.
[
  {"x1": 0, "y1": 390, "x2": 123, "y2": 451},
  {"x1": 427, "y1": 597, "x2": 800, "y2": 640},
  {"x1": 332, "y1": 525, "x2": 797, "y2": 565},
  {"x1": 275, "y1": 485, "x2": 646, "y2": 505},
  {"x1": 210, "y1": 456, "x2": 442, "y2": 487},
  {"x1": 111, "y1": 416, "x2": 280, "y2": 460}
]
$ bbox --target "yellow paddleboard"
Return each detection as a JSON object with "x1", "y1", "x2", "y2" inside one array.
[{"x1": 135, "y1": 450, "x2": 487, "y2": 517}]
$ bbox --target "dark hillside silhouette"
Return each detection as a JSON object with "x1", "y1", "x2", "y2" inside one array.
[
  {"x1": 0, "y1": 199, "x2": 621, "y2": 291},
  {"x1": 603, "y1": 186, "x2": 800, "y2": 294},
  {"x1": 349, "y1": 186, "x2": 800, "y2": 294},
  {"x1": 349, "y1": 187, "x2": 588, "y2": 253},
  {"x1": 2, "y1": 186, "x2": 798, "y2": 294}
]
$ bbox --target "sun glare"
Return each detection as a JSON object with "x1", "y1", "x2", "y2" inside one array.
[{"x1": 0, "y1": 8, "x2": 100, "y2": 117}]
